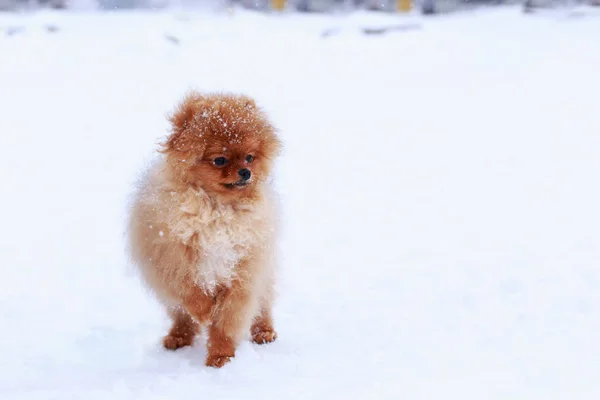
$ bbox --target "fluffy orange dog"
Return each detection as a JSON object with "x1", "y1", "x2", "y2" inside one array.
[{"x1": 127, "y1": 91, "x2": 282, "y2": 368}]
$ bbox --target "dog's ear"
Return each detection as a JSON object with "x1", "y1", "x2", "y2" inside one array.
[
  {"x1": 169, "y1": 92, "x2": 202, "y2": 135},
  {"x1": 163, "y1": 91, "x2": 206, "y2": 154}
]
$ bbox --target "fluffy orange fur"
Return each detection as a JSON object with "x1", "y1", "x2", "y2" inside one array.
[{"x1": 126, "y1": 91, "x2": 282, "y2": 368}]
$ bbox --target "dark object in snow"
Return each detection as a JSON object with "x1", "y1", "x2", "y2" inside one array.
[
  {"x1": 296, "y1": 0, "x2": 334, "y2": 12},
  {"x1": 46, "y1": 25, "x2": 59, "y2": 33},
  {"x1": 37, "y1": 0, "x2": 66, "y2": 8},
  {"x1": 522, "y1": 0, "x2": 587, "y2": 12},
  {"x1": 5, "y1": 26, "x2": 24, "y2": 36},
  {"x1": 321, "y1": 23, "x2": 421, "y2": 38},
  {"x1": 165, "y1": 34, "x2": 180, "y2": 45},
  {"x1": 422, "y1": 0, "x2": 436, "y2": 13},
  {"x1": 320, "y1": 27, "x2": 340, "y2": 38},
  {"x1": 361, "y1": 24, "x2": 421, "y2": 35}
]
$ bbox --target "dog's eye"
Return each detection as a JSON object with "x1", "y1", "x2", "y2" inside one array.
[
  {"x1": 213, "y1": 157, "x2": 227, "y2": 166},
  {"x1": 245, "y1": 154, "x2": 254, "y2": 163}
]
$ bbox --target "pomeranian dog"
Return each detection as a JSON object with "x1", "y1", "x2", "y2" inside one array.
[{"x1": 126, "y1": 91, "x2": 282, "y2": 368}]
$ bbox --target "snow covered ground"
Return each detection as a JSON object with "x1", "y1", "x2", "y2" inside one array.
[{"x1": 1, "y1": 5, "x2": 600, "y2": 399}]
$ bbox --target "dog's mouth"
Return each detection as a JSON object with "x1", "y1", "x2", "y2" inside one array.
[{"x1": 223, "y1": 181, "x2": 250, "y2": 189}]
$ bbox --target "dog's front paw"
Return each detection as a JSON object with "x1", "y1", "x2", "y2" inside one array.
[
  {"x1": 163, "y1": 334, "x2": 193, "y2": 350},
  {"x1": 251, "y1": 328, "x2": 277, "y2": 344},
  {"x1": 205, "y1": 354, "x2": 233, "y2": 368}
]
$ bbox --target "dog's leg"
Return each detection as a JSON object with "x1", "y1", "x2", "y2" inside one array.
[
  {"x1": 205, "y1": 274, "x2": 259, "y2": 368},
  {"x1": 163, "y1": 306, "x2": 199, "y2": 350},
  {"x1": 167, "y1": 286, "x2": 214, "y2": 351},
  {"x1": 251, "y1": 279, "x2": 277, "y2": 344},
  {"x1": 251, "y1": 307, "x2": 277, "y2": 344}
]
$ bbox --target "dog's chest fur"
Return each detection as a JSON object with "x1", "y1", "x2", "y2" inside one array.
[
  {"x1": 194, "y1": 206, "x2": 255, "y2": 293},
  {"x1": 169, "y1": 189, "x2": 262, "y2": 293}
]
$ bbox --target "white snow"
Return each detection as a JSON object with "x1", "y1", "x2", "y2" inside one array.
[{"x1": 1, "y1": 5, "x2": 600, "y2": 399}]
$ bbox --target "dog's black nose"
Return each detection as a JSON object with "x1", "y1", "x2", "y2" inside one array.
[{"x1": 238, "y1": 168, "x2": 251, "y2": 181}]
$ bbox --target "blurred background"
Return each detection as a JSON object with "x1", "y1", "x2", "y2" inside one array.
[
  {"x1": 1, "y1": 0, "x2": 600, "y2": 399},
  {"x1": 2, "y1": 0, "x2": 600, "y2": 15}
]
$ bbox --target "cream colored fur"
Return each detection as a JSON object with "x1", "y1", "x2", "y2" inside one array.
[{"x1": 127, "y1": 159, "x2": 278, "y2": 342}]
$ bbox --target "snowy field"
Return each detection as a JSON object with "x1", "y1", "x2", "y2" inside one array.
[{"x1": 1, "y1": 5, "x2": 600, "y2": 399}]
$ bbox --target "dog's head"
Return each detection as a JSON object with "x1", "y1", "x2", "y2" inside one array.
[{"x1": 161, "y1": 92, "x2": 281, "y2": 202}]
